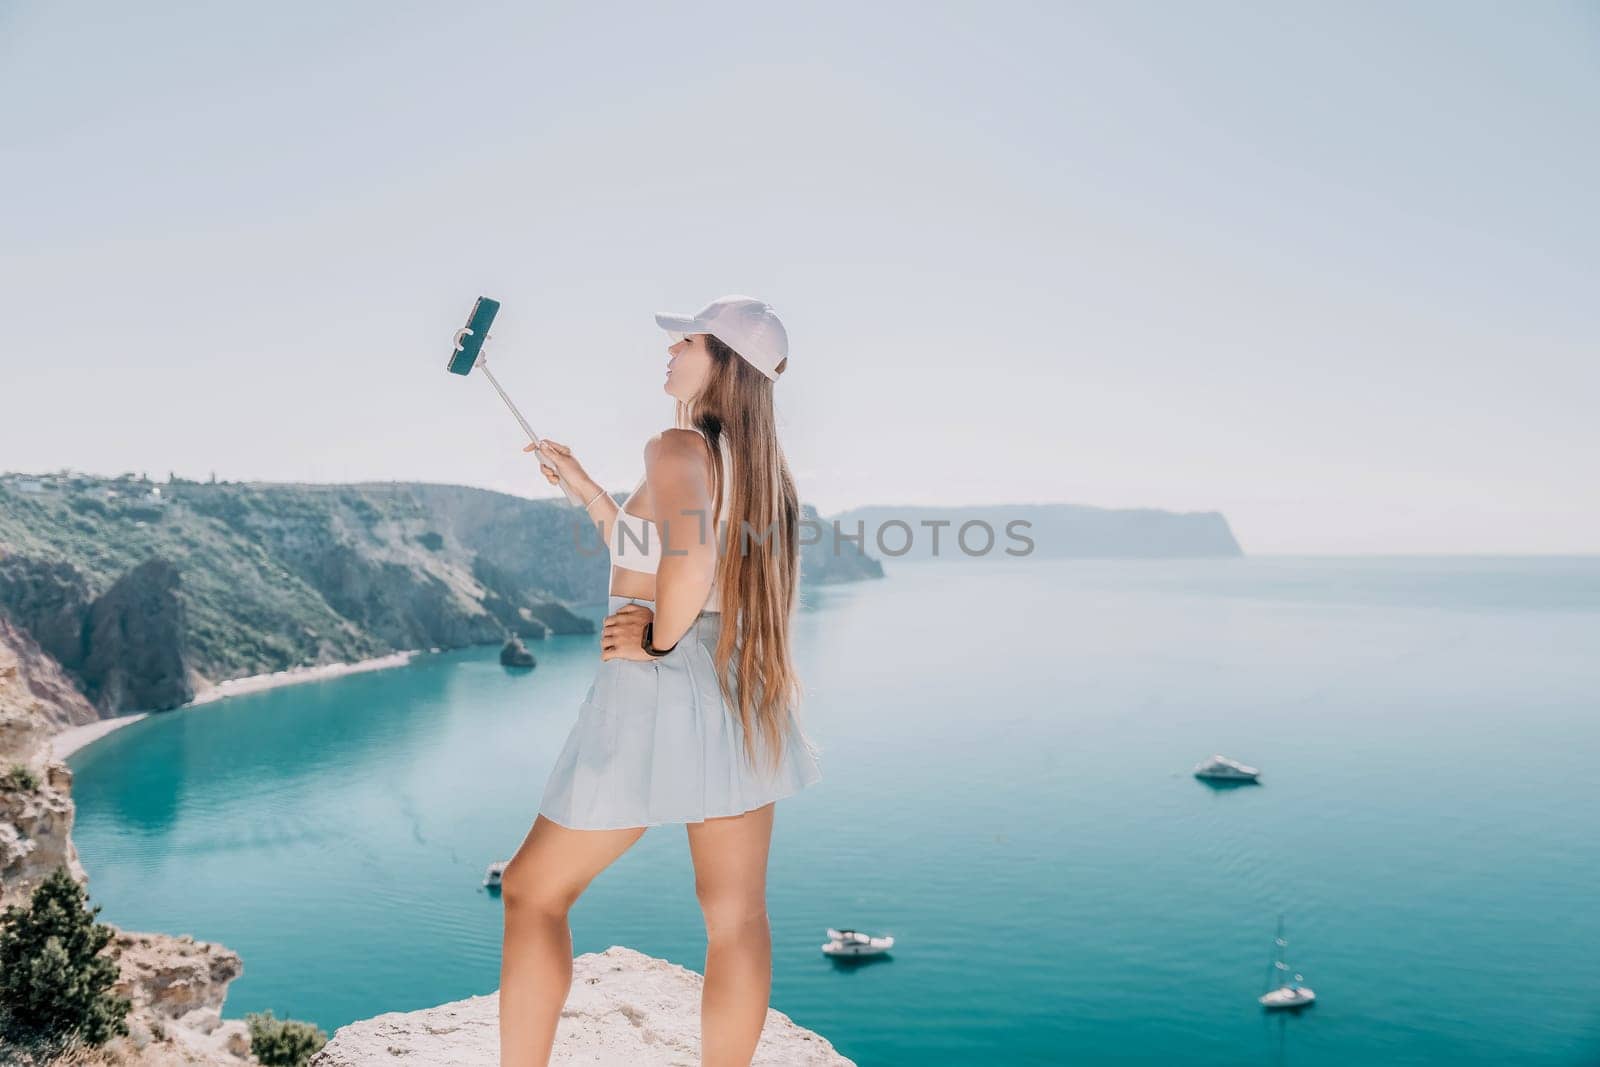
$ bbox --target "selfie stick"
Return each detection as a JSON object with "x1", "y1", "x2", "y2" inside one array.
[{"x1": 446, "y1": 296, "x2": 589, "y2": 507}]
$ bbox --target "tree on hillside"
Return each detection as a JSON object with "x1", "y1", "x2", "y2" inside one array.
[{"x1": 0, "y1": 866, "x2": 131, "y2": 1058}]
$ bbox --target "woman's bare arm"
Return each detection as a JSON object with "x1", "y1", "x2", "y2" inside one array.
[
  {"x1": 642, "y1": 429, "x2": 718, "y2": 648},
  {"x1": 528, "y1": 439, "x2": 620, "y2": 533}
]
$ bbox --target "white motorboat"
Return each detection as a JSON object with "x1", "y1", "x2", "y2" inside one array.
[
  {"x1": 822, "y1": 928, "x2": 894, "y2": 957},
  {"x1": 484, "y1": 860, "x2": 508, "y2": 889},
  {"x1": 1258, "y1": 917, "x2": 1316, "y2": 1010},
  {"x1": 1193, "y1": 754, "x2": 1260, "y2": 781},
  {"x1": 1260, "y1": 985, "x2": 1317, "y2": 1010}
]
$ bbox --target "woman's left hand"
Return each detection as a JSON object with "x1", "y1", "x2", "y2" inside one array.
[{"x1": 601, "y1": 603, "x2": 655, "y2": 661}]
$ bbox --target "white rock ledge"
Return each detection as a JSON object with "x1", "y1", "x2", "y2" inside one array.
[{"x1": 308, "y1": 945, "x2": 854, "y2": 1066}]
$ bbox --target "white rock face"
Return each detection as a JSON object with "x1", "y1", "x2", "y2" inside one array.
[
  {"x1": 0, "y1": 621, "x2": 91, "y2": 908},
  {"x1": 309, "y1": 945, "x2": 854, "y2": 1067},
  {"x1": 107, "y1": 928, "x2": 252, "y2": 1061}
]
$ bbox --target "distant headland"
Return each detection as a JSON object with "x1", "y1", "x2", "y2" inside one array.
[{"x1": 825, "y1": 502, "x2": 1243, "y2": 561}]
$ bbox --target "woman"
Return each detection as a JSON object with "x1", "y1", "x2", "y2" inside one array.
[{"x1": 498, "y1": 295, "x2": 823, "y2": 1067}]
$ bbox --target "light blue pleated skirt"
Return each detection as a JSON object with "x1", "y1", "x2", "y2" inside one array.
[{"x1": 538, "y1": 595, "x2": 824, "y2": 831}]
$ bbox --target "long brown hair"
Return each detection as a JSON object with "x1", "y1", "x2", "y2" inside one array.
[{"x1": 677, "y1": 333, "x2": 811, "y2": 775}]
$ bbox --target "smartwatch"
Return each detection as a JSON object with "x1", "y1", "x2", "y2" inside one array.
[{"x1": 641, "y1": 621, "x2": 676, "y2": 658}]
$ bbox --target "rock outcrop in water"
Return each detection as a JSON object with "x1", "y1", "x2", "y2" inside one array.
[
  {"x1": 308, "y1": 945, "x2": 853, "y2": 1067},
  {"x1": 499, "y1": 636, "x2": 536, "y2": 668}
]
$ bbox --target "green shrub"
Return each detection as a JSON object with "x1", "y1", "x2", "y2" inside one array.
[
  {"x1": 0, "y1": 867, "x2": 131, "y2": 1059},
  {"x1": 0, "y1": 764, "x2": 39, "y2": 792},
  {"x1": 247, "y1": 1009, "x2": 328, "y2": 1066}
]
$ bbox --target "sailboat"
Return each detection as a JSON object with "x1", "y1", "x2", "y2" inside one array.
[{"x1": 1258, "y1": 916, "x2": 1316, "y2": 1010}]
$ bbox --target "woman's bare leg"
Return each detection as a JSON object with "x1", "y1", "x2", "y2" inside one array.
[
  {"x1": 687, "y1": 801, "x2": 776, "y2": 1067},
  {"x1": 499, "y1": 815, "x2": 647, "y2": 1067}
]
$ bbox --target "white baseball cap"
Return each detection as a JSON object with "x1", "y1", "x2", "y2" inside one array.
[{"x1": 654, "y1": 295, "x2": 789, "y2": 381}]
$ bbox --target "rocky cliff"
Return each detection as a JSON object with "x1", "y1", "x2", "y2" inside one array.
[
  {"x1": 0, "y1": 622, "x2": 252, "y2": 1065},
  {"x1": 79, "y1": 558, "x2": 194, "y2": 713},
  {"x1": 308, "y1": 945, "x2": 853, "y2": 1067},
  {"x1": 104, "y1": 930, "x2": 252, "y2": 1064},
  {"x1": 0, "y1": 615, "x2": 100, "y2": 742},
  {"x1": 0, "y1": 616, "x2": 92, "y2": 905}
]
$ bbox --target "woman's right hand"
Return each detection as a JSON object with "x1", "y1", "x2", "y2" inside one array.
[{"x1": 525, "y1": 439, "x2": 598, "y2": 500}]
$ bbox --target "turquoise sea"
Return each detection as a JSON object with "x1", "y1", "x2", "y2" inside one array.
[{"x1": 67, "y1": 557, "x2": 1600, "y2": 1065}]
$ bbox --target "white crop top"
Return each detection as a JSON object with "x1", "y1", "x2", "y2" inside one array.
[{"x1": 609, "y1": 429, "x2": 732, "y2": 613}]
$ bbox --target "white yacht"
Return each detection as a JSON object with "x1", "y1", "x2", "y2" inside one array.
[
  {"x1": 1259, "y1": 917, "x2": 1316, "y2": 1010},
  {"x1": 1193, "y1": 754, "x2": 1260, "y2": 781},
  {"x1": 822, "y1": 928, "x2": 894, "y2": 957},
  {"x1": 484, "y1": 860, "x2": 508, "y2": 889}
]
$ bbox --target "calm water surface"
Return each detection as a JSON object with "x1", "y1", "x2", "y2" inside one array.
[{"x1": 69, "y1": 557, "x2": 1600, "y2": 1065}]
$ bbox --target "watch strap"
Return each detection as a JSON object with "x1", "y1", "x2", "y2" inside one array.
[{"x1": 641, "y1": 621, "x2": 676, "y2": 657}]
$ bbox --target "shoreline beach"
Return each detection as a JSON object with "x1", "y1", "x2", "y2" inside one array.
[{"x1": 49, "y1": 650, "x2": 420, "y2": 762}]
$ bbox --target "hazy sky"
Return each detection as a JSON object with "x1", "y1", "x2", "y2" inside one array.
[{"x1": 2, "y1": 2, "x2": 1594, "y2": 554}]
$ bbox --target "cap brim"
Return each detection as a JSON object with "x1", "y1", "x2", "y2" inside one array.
[{"x1": 653, "y1": 312, "x2": 701, "y2": 332}]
